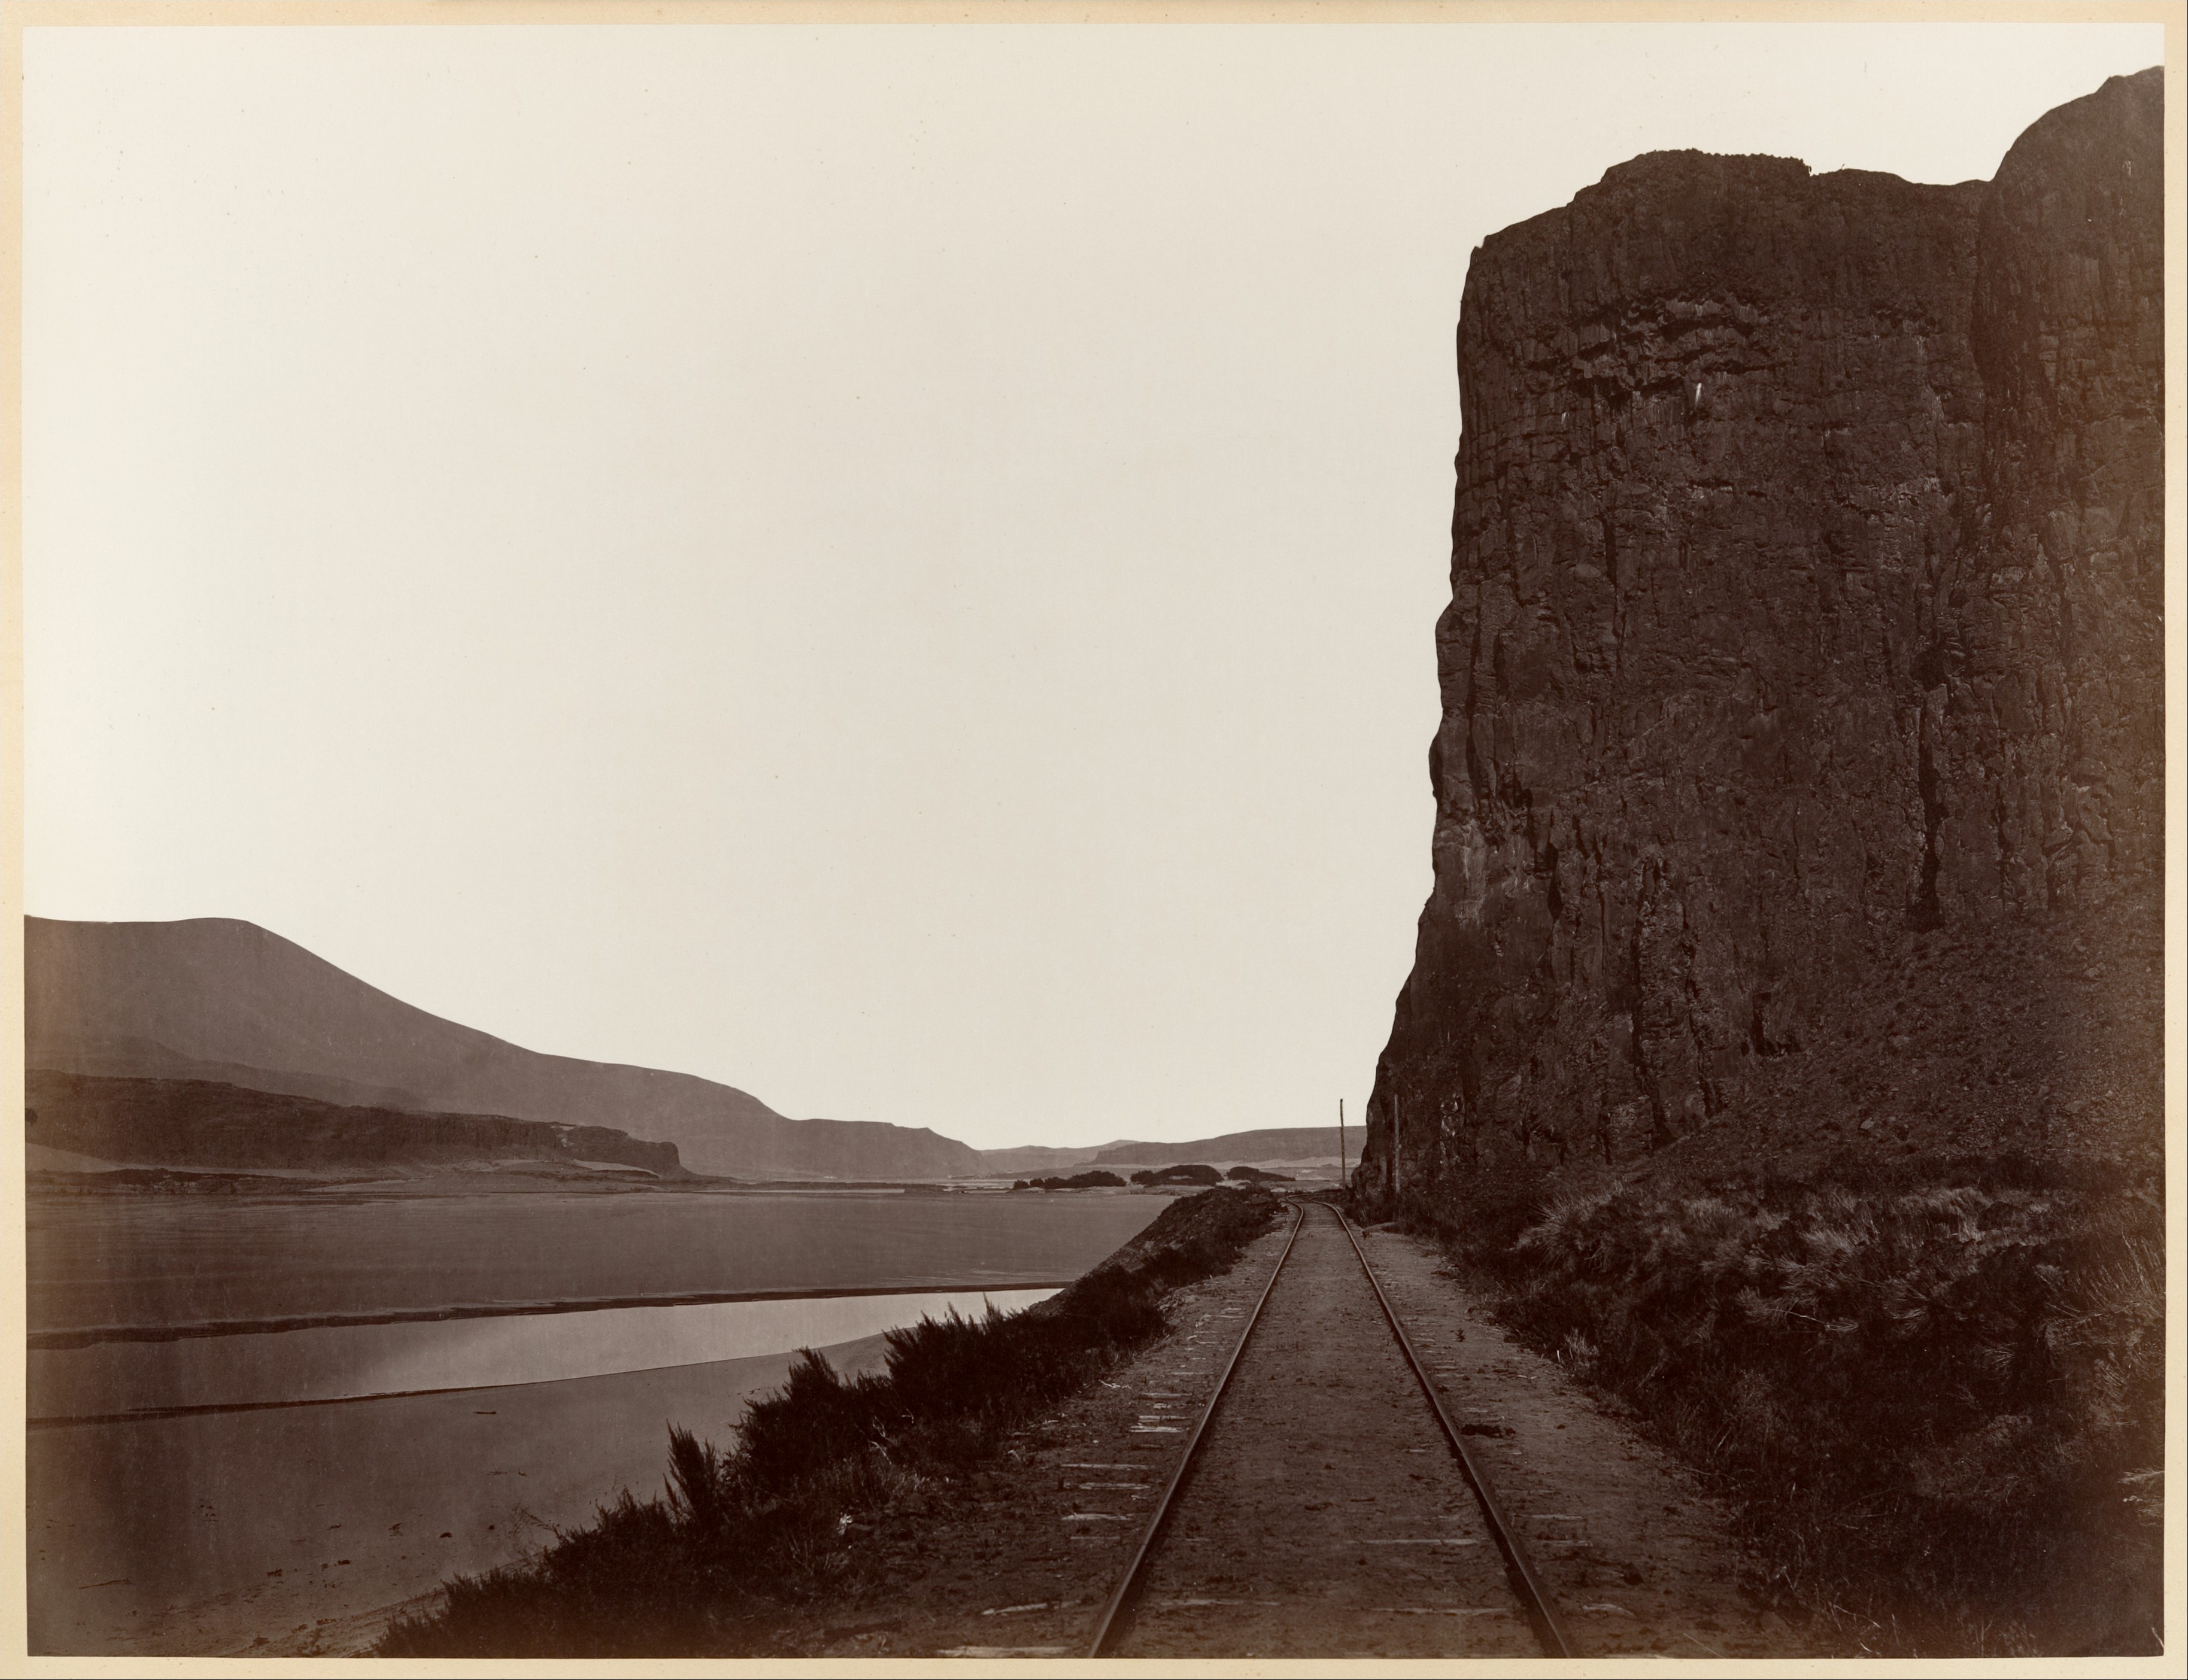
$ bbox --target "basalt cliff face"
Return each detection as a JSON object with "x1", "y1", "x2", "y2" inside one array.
[
  {"x1": 26, "y1": 1069, "x2": 688, "y2": 1179},
  {"x1": 1360, "y1": 70, "x2": 2163, "y2": 1207}
]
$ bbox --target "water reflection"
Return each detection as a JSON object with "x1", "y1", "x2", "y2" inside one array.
[{"x1": 31, "y1": 1287, "x2": 1057, "y2": 1419}]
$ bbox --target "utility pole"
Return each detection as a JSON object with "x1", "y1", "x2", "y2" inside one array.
[
  {"x1": 1394, "y1": 1093, "x2": 1403, "y2": 1204},
  {"x1": 1338, "y1": 1098, "x2": 1347, "y2": 1191}
]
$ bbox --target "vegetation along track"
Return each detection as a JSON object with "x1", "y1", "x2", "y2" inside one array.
[{"x1": 1087, "y1": 1201, "x2": 1572, "y2": 1658}]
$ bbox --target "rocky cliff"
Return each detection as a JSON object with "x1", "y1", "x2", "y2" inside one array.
[{"x1": 1361, "y1": 69, "x2": 2163, "y2": 1207}]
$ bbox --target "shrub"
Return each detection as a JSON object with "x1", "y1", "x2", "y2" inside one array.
[{"x1": 1439, "y1": 1160, "x2": 2163, "y2": 1654}]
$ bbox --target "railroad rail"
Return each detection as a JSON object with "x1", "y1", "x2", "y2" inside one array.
[{"x1": 1085, "y1": 1199, "x2": 1571, "y2": 1658}]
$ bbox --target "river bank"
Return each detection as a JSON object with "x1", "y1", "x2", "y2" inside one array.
[
  {"x1": 28, "y1": 1186, "x2": 1167, "y2": 1654},
  {"x1": 30, "y1": 1332, "x2": 896, "y2": 1656},
  {"x1": 375, "y1": 1187, "x2": 1282, "y2": 1655}
]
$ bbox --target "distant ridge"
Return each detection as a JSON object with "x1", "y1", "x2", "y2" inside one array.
[
  {"x1": 25, "y1": 918, "x2": 982, "y2": 1181},
  {"x1": 975, "y1": 1143, "x2": 1119, "y2": 1176},
  {"x1": 975, "y1": 1129, "x2": 1346, "y2": 1176},
  {"x1": 1088, "y1": 1128, "x2": 1343, "y2": 1168}
]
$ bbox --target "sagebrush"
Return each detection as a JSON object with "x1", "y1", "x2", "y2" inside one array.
[{"x1": 1424, "y1": 1157, "x2": 2163, "y2": 1655}]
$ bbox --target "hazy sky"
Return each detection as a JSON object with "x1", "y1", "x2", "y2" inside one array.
[{"x1": 23, "y1": 16, "x2": 2163, "y2": 1150}]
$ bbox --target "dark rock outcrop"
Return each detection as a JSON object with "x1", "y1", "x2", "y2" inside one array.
[
  {"x1": 1361, "y1": 71, "x2": 2163, "y2": 1205},
  {"x1": 26, "y1": 1070, "x2": 687, "y2": 1178}
]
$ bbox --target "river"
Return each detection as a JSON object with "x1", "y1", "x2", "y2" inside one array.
[{"x1": 26, "y1": 1186, "x2": 1167, "y2": 1654}]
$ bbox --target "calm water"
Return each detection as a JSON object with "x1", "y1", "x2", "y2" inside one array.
[
  {"x1": 28, "y1": 1189, "x2": 1164, "y2": 1331},
  {"x1": 32, "y1": 1287, "x2": 1057, "y2": 1417},
  {"x1": 28, "y1": 1188, "x2": 1173, "y2": 1653}
]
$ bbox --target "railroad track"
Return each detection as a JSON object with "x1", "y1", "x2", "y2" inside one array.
[{"x1": 1085, "y1": 1201, "x2": 1573, "y2": 1658}]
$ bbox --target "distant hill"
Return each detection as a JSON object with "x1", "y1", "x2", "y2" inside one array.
[
  {"x1": 1090, "y1": 1128, "x2": 1345, "y2": 1168},
  {"x1": 25, "y1": 918, "x2": 982, "y2": 1181},
  {"x1": 975, "y1": 1143, "x2": 1119, "y2": 1176}
]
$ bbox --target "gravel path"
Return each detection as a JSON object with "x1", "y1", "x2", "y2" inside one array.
[
  {"x1": 1353, "y1": 1218, "x2": 1817, "y2": 1660},
  {"x1": 1106, "y1": 1204, "x2": 1538, "y2": 1658},
  {"x1": 784, "y1": 1198, "x2": 1822, "y2": 1659}
]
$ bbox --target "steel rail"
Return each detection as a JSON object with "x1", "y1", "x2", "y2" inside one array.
[
  {"x1": 1084, "y1": 1201, "x2": 1307, "y2": 1658},
  {"x1": 1335, "y1": 1208, "x2": 1575, "y2": 1658}
]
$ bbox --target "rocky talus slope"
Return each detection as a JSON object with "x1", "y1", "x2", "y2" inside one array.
[{"x1": 1358, "y1": 71, "x2": 2164, "y2": 1655}]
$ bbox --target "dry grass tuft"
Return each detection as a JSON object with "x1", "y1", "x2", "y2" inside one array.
[{"x1": 1422, "y1": 1156, "x2": 2163, "y2": 1655}]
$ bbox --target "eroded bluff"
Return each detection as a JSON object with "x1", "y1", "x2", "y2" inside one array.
[{"x1": 1359, "y1": 70, "x2": 2162, "y2": 1209}]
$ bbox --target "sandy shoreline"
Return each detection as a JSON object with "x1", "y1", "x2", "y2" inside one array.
[{"x1": 28, "y1": 1333, "x2": 894, "y2": 1657}]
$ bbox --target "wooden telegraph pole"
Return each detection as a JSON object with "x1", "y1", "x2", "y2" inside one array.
[
  {"x1": 1394, "y1": 1093, "x2": 1403, "y2": 1204},
  {"x1": 1337, "y1": 1098, "x2": 1346, "y2": 1190}
]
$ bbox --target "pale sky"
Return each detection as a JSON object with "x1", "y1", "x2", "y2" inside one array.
[{"x1": 22, "y1": 16, "x2": 2165, "y2": 1150}]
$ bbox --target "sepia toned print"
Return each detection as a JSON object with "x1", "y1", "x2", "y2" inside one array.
[{"x1": 13, "y1": 10, "x2": 2175, "y2": 1668}]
